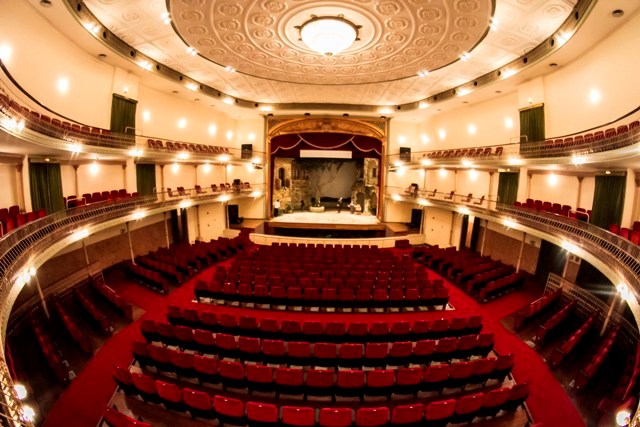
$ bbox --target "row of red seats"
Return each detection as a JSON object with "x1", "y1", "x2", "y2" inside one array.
[
  {"x1": 532, "y1": 120, "x2": 639, "y2": 154},
  {"x1": 147, "y1": 138, "x2": 230, "y2": 155},
  {"x1": 425, "y1": 146, "x2": 504, "y2": 159},
  {"x1": 439, "y1": 253, "x2": 491, "y2": 278},
  {"x1": 0, "y1": 207, "x2": 46, "y2": 237},
  {"x1": 535, "y1": 300, "x2": 577, "y2": 343},
  {"x1": 246, "y1": 247, "x2": 396, "y2": 264},
  {"x1": 478, "y1": 272, "x2": 527, "y2": 301},
  {"x1": 0, "y1": 91, "x2": 131, "y2": 149},
  {"x1": 513, "y1": 289, "x2": 562, "y2": 330},
  {"x1": 549, "y1": 311, "x2": 598, "y2": 368},
  {"x1": 514, "y1": 199, "x2": 592, "y2": 222},
  {"x1": 90, "y1": 276, "x2": 133, "y2": 321},
  {"x1": 575, "y1": 324, "x2": 620, "y2": 390},
  {"x1": 225, "y1": 261, "x2": 427, "y2": 282},
  {"x1": 126, "y1": 262, "x2": 170, "y2": 294},
  {"x1": 54, "y1": 301, "x2": 92, "y2": 354},
  {"x1": 609, "y1": 223, "x2": 640, "y2": 245},
  {"x1": 452, "y1": 260, "x2": 503, "y2": 285},
  {"x1": 195, "y1": 281, "x2": 449, "y2": 310},
  {"x1": 272, "y1": 242, "x2": 379, "y2": 249},
  {"x1": 75, "y1": 287, "x2": 111, "y2": 336},
  {"x1": 129, "y1": 344, "x2": 514, "y2": 398},
  {"x1": 102, "y1": 407, "x2": 151, "y2": 427},
  {"x1": 463, "y1": 266, "x2": 515, "y2": 293},
  {"x1": 140, "y1": 324, "x2": 495, "y2": 366},
  {"x1": 65, "y1": 189, "x2": 140, "y2": 208},
  {"x1": 117, "y1": 368, "x2": 528, "y2": 426},
  {"x1": 30, "y1": 316, "x2": 70, "y2": 384},
  {"x1": 211, "y1": 274, "x2": 436, "y2": 292},
  {"x1": 136, "y1": 256, "x2": 185, "y2": 285},
  {"x1": 412, "y1": 245, "x2": 454, "y2": 260},
  {"x1": 165, "y1": 306, "x2": 483, "y2": 343}
]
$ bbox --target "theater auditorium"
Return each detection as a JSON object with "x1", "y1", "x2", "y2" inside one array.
[{"x1": 0, "y1": 0, "x2": 639, "y2": 426}]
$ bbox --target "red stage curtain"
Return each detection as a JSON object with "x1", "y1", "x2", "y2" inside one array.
[{"x1": 271, "y1": 133, "x2": 382, "y2": 159}]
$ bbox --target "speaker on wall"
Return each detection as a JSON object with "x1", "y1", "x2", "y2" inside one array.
[
  {"x1": 400, "y1": 147, "x2": 411, "y2": 161},
  {"x1": 241, "y1": 144, "x2": 253, "y2": 159}
]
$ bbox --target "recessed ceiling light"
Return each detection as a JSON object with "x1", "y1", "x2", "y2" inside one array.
[
  {"x1": 98, "y1": 53, "x2": 107, "y2": 60},
  {"x1": 549, "y1": 63, "x2": 558, "y2": 68},
  {"x1": 172, "y1": 90, "x2": 178, "y2": 94},
  {"x1": 40, "y1": 0, "x2": 52, "y2": 7},
  {"x1": 611, "y1": 9, "x2": 624, "y2": 18},
  {"x1": 495, "y1": 90, "x2": 502, "y2": 94}
]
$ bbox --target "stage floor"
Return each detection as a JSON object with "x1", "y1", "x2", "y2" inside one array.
[{"x1": 270, "y1": 211, "x2": 380, "y2": 226}]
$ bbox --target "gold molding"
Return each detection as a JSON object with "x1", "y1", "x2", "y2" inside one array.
[{"x1": 267, "y1": 116, "x2": 387, "y2": 142}]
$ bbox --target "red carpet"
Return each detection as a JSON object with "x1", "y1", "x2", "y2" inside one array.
[{"x1": 44, "y1": 253, "x2": 585, "y2": 427}]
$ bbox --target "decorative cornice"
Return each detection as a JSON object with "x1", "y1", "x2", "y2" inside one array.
[{"x1": 267, "y1": 116, "x2": 386, "y2": 141}]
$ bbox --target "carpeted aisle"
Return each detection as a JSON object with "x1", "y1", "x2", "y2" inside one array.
[{"x1": 43, "y1": 253, "x2": 585, "y2": 427}]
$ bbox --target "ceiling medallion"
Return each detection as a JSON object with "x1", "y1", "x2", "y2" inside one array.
[{"x1": 296, "y1": 15, "x2": 362, "y2": 56}]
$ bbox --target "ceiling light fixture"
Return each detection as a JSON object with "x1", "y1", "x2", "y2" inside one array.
[
  {"x1": 417, "y1": 71, "x2": 429, "y2": 78},
  {"x1": 297, "y1": 15, "x2": 361, "y2": 56}
]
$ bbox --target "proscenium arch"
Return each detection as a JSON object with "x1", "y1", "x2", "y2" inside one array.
[{"x1": 266, "y1": 116, "x2": 388, "y2": 219}]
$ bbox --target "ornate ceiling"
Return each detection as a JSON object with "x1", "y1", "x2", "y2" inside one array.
[{"x1": 83, "y1": 0, "x2": 577, "y2": 106}]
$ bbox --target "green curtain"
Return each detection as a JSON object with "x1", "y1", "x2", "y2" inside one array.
[
  {"x1": 110, "y1": 94, "x2": 137, "y2": 136},
  {"x1": 591, "y1": 175, "x2": 626, "y2": 228},
  {"x1": 136, "y1": 163, "x2": 156, "y2": 196},
  {"x1": 519, "y1": 105, "x2": 545, "y2": 143},
  {"x1": 29, "y1": 163, "x2": 64, "y2": 214},
  {"x1": 497, "y1": 172, "x2": 519, "y2": 206}
]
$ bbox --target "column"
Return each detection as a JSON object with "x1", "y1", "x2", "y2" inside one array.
[
  {"x1": 21, "y1": 156, "x2": 32, "y2": 212},
  {"x1": 163, "y1": 212, "x2": 170, "y2": 248},
  {"x1": 126, "y1": 222, "x2": 135, "y2": 263},
  {"x1": 576, "y1": 176, "x2": 583, "y2": 210},
  {"x1": 159, "y1": 165, "x2": 165, "y2": 201},
  {"x1": 487, "y1": 172, "x2": 494, "y2": 209},
  {"x1": 516, "y1": 232, "x2": 526, "y2": 272},
  {"x1": 621, "y1": 169, "x2": 637, "y2": 227},
  {"x1": 516, "y1": 167, "x2": 529, "y2": 202},
  {"x1": 15, "y1": 164, "x2": 25, "y2": 211},
  {"x1": 73, "y1": 165, "x2": 80, "y2": 196}
]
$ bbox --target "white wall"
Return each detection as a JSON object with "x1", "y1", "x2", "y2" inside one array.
[
  {"x1": 60, "y1": 164, "x2": 76, "y2": 197},
  {"x1": 163, "y1": 163, "x2": 196, "y2": 190},
  {"x1": 389, "y1": 121, "x2": 420, "y2": 156},
  {"x1": 456, "y1": 169, "x2": 492, "y2": 201},
  {"x1": 543, "y1": 10, "x2": 640, "y2": 136},
  {"x1": 0, "y1": 164, "x2": 18, "y2": 208},
  {"x1": 76, "y1": 163, "x2": 125, "y2": 196},
  {"x1": 424, "y1": 207, "x2": 455, "y2": 248},
  {"x1": 528, "y1": 172, "x2": 589, "y2": 210},
  {"x1": 197, "y1": 203, "x2": 227, "y2": 242},
  {"x1": 0, "y1": 2, "x2": 114, "y2": 127},
  {"x1": 412, "y1": 92, "x2": 520, "y2": 152}
]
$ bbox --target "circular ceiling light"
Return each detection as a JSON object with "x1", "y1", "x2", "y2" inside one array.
[{"x1": 297, "y1": 15, "x2": 360, "y2": 56}]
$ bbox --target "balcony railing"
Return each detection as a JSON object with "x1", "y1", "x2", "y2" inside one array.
[{"x1": 386, "y1": 192, "x2": 640, "y2": 304}]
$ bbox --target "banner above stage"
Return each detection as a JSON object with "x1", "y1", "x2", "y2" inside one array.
[{"x1": 271, "y1": 132, "x2": 382, "y2": 159}]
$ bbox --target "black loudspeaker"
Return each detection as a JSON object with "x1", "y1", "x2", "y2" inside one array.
[
  {"x1": 400, "y1": 147, "x2": 411, "y2": 161},
  {"x1": 227, "y1": 204, "x2": 242, "y2": 225},
  {"x1": 241, "y1": 144, "x2": 253, "y2": 159},
  {"x1": 410, "y1": 208, "x2": 423, "y2": 229}
]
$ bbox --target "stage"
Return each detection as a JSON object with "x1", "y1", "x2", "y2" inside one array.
[{"x1": 249, "y1": 210, "x2": 395, "y2": 238}]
